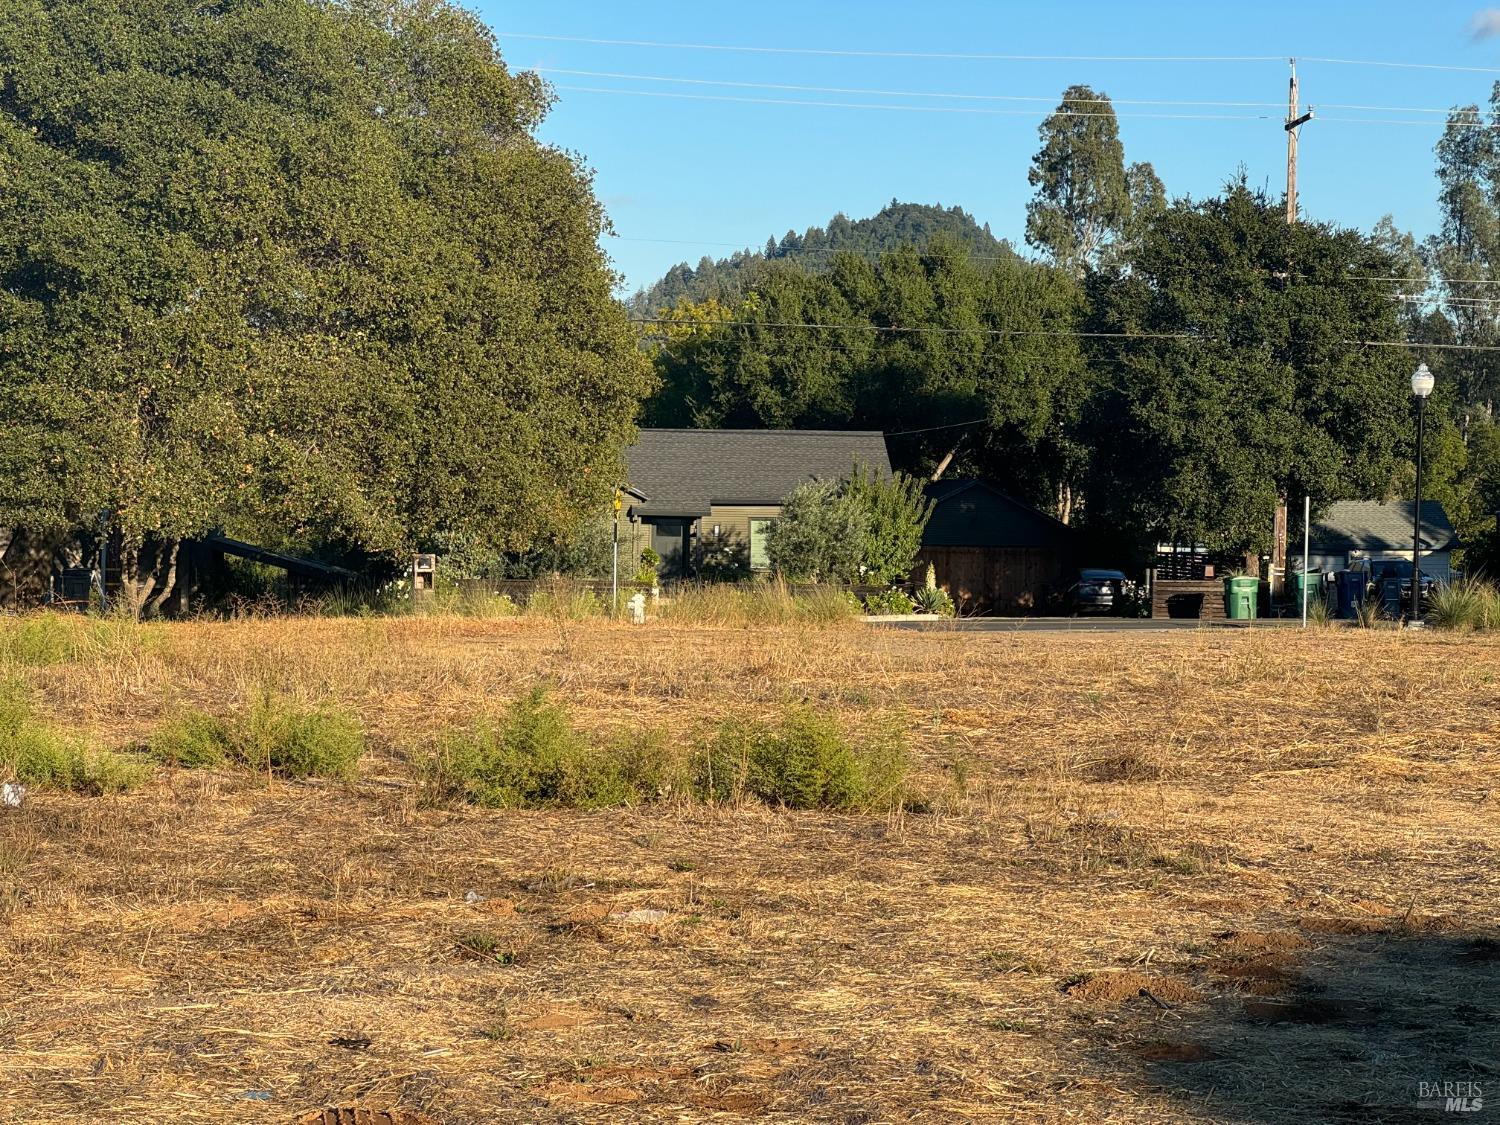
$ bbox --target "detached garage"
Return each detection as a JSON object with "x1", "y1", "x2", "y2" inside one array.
[{"x1": 918, "y1": 479, "x2": 1073, "y2": 613}]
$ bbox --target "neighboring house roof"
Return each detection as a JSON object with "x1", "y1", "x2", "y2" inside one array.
[
  {"x1": 624, "y1": 429, "x2": 891, "y2": 517},
  {"x1": 1308, "y1": 500, "x2": 1459, "y2": 554},
  {"x1": 921, "y1": 478, "x2": 1073, "y2": 549}
]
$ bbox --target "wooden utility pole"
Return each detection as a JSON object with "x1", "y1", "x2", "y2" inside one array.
[
  {"x1": 1271, "y1": 59, "x2": 1315, "y2": 596},
  {"x1": 1285, "y1": 60, "x2": 1300, "y2": 223}
]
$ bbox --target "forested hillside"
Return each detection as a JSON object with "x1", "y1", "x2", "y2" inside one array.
[{"x1": 630, "y1": 201, "x2": 1014, "y2": 315}]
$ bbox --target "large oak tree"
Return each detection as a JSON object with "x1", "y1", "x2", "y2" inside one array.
[{"x1": 0, "y1": 0, "x2": 650, "y2": 613}]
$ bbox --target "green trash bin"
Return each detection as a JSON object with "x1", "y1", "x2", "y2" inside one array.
[
  {"x1": 1224, "y1": 575, "x2": 1259, "y2": 620},
  {"x1": 1292, "y1": 569, "x2": 1323, "y2": 609}
]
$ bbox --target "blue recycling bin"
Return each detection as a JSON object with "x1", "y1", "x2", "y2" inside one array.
[{"x1": 1334, "y1": 570, "x2": 1367, "y2": 619}]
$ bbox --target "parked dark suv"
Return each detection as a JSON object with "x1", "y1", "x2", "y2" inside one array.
[
  {"x1": 1065, "y1": 568, "x2": 1132, "y2": 615},
  {"x1": 1356, "y1": 559, "x2": 1437, "y2": 614}
]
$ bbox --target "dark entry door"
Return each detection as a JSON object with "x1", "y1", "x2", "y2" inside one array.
[{"x1": 649, "y1": 519, "x2": 688, "y2": 575}]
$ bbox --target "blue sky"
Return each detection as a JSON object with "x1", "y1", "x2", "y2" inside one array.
[{"x1": 474, "y1": 1, "x2": 1500, "y2": 296}]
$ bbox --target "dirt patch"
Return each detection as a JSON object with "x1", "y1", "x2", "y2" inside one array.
[
  {"x1": 1127, "y1": 1041, "x2": 1222, "y2": 1063},
  {"x1": 1211, "y1": 954, "x2": 1303, "y2": 995},
  {"x1": 296, "y1": 1110, "x2": 438, "y2": 1125},
  {"x1": 1216, "y1": 930, "x2": 1307, "y2": 954},
  {"x1": 1301, "y1": 912, "x2": 1455, "y2": 936},
  {"x1": 544, "y1": 1082, "x2": 643, "y2": 1106},
  {"x1": 1063, "y1": 972, "x2": 1201, "y2": 1005},
  {"x1": 520, "y1": 1008, "x2": 597, "y2": 1031}
]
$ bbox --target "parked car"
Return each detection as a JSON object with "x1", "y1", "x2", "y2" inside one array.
[
  {"x1": 1355, "y1": 559, "x2": 1437, "y2": 613},
  {"x1": 1065, "y1": 568, "x2": 1133, "y2": 615}
]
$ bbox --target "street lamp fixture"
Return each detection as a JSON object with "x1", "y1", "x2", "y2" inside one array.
[{"x1": 1410, "y1": 364, "x2": 1434, "y2": 625}]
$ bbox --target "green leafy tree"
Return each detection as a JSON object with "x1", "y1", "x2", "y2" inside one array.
[
  {"x1": 0, "y1": 0, "x2": 651, "y2": 614},
  {"x1": 765, "y1": 480, "x2": 870, "y2": 583},
  {"x1": 1085, "y1": 182, "x2": 1412, "y2": 555},
  {"x1": 1026, "y1": 86, "x2": 1164, "y2": 275},
  {"x1": 844, "y1": 465, "x2": 935, "y2": 584},
  {"x1": 646, "y1": 239, "x2": 1088, "y2": 519}
]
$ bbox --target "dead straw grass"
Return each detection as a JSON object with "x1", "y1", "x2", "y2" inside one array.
[{"x1": 0, "y1": 615, "x2": 1496, "y2": 1122}]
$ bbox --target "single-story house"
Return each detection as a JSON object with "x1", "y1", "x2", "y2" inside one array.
[
  {"x1": 621, "y1": 428, "x2": 891, "y2": 576},
  {"x1": 1300, "y1": 499, "x2": 1459, "y2": 582},
  {"x1": 917, "y1": 478, "x2": 1074, "y2": 612}
]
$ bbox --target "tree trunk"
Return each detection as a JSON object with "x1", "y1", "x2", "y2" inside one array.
[
  {"x1": 118, "y1": 537, "x2": 183, "y2": 619},
  {"x1": 1055, "y1": 482, "x2": 1075, "y2": 526}
]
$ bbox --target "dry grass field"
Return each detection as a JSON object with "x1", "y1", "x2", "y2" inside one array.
[{"x1": 0, "y1": 614, "x2": 1497, "y2": 1123}]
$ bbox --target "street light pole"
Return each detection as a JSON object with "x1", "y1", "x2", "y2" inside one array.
[{"x1": 1410, "y1": 363, "x2": 1434, "y2": 624}]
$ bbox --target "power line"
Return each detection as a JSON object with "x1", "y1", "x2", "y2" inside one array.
[
  {"x1": 551, "y1": 84, "x2": 1276, "y2": 121},
  {"x1": 1301, "y1": 56, "x2": 1500, "y2": 75},
  {"x1": 631, "y1": 316, "x2": 1201, "y2": 340},
  {"x1": 534, "y1": 67, "x2": 1290, "y2": 110},
  {"x1": 508, "y1": 32, "x2": 1500, "y2": 75},
  {"x1": 555, "y1": 84, "x2": 1500, "y2": 130},
  {"x1": 885, "y1": 417, "x2": 988, "y2": 436},
  {"x1": 506, "y1": 32, "x2": 1284, "y2": 63},
  {"x1": 637, "y1": 317, "x2": 1500, "y2": 352},
  {"x1": 539, "y1": 68, "x2": 1499, "y2": 122}
]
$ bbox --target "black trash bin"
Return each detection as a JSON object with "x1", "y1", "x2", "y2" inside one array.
[{"x1": 1334, "y1": 570, "x2": 1368, "y2": 619}]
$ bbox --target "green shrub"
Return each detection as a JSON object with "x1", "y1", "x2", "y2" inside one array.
[
  {"x1": 863, "y1": 588, "x2": 916, "y2": 616},
  {"x1": 150, "y1": 710, "x2": 233, "y2": 768},
  {"x1": 747, "y1": 708, "x2": 863, "y2": 809},
  {"x1": 435, "y1": 687, "x2": 661, "y2": 808},
  {"x1": 240, "y1": 696, "x2": 364, "y2": 780},
  {"x1": 0, "y1": 685, "x2": 147, "y2": 794},
  {"x1": 765, "y1": 480, "x2": 870, "y2": 583},
  {"x1": 697, "y1": 708, "x2": 912, "y2": 812},
  {"x1": 147, "y1": 699, "x2": 363, "y2": 778}
]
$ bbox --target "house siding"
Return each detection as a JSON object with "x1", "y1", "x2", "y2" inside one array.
[{"x1": 703, "y1": 505, "x2": 780, "y2": 546}]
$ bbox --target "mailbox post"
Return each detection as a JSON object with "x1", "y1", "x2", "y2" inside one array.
[{"x1": 411, "y1": 553, "x2": 437, "y2": 605}]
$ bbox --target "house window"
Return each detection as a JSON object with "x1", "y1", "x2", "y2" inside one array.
[{"x1": 749, "y1": 518, "x2": 774, "y2": 570}]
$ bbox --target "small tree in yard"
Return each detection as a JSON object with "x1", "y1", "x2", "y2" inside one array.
[
  {"x1": 766, "y1": 481, "x2": 870, "y2": 583},
  {"x1": 844, "y1": 466, "x2": 935, "y2": 584}
]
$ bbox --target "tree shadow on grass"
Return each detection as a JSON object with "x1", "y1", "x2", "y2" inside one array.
[{"x1": 1090, "y1": 924, "x2": 1499, "y2": 1123}]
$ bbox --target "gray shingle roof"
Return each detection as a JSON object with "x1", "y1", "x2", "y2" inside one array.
[
  {"x1": 1309, "y1": 500, "x2": 1458, "y2": 553},
  {"x1": 624, "y1": 429, "x2": 891, "y2": 516}
]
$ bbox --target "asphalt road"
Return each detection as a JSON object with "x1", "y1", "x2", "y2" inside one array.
[{"x1": 870, "y1": 616, "x2": 1312, "y2": 633}]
